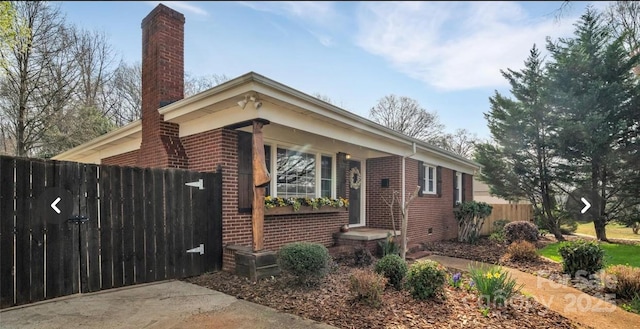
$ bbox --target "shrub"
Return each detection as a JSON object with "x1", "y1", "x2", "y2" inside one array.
[
  {"x1": 560, "y1": 220, "x2": 578, "y2": 234},
  {"x1": 349, "y1": 269, "x2": 387, "y2": 308},
  {"x1": 454, "y1": 201, "x2": 493, "y2": 243},
  {"x1": 506, "y1": 240, "x2": 540, "y2": 262},
  {"x1": 354, "y1": 247, "x2": 373, "y2": 267},
  {"x1": 493, "y1": 219, "x2": 510, "y2": 233},
  {"x1": 278, "y1": 242, "x2": 331, "y2": 284},
  {"x1": 605, "y1": 265, "x2": 640, "y2": 300},
  {"x1": 557, "y1": 239, "x2": 604, "y2": 276},
  {"x1": 377, "y1": 232, "x2": 400, "y2": 257},
  {"x1": 504, "y1": 221, "x2": 539, "y2": 243},
  {"x1": 374, "y1": 254, "x2": 408, "y2": 289},
  {"x1": 405, "y1": 260, "x2": 447, "y2": 300},
  {"x1": 489, "y1": 232, "x2": 505, "y2": 244},
  {"x1": 468, "y1": 264, "x2": 522, "y2": 307}
]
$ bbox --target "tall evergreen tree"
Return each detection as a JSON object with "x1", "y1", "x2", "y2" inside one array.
[
  {"x1": 475, "y1": 45, "x2": 565, "y2": 240},
  {"x1": 546, "y1": 8, "x2": 640, "y2": 241}
]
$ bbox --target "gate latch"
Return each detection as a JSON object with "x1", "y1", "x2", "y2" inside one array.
[{"x1": 68, "y1": 215, "x2": 89, "y2": 224}]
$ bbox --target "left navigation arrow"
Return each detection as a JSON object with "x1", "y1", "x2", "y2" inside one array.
[{"x1": 51, "y1": 197, "x2": 61, "y2": 214}]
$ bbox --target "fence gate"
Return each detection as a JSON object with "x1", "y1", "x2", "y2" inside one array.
[{"x1": 0, "y1": 156, "x2": 222, "y2": 309}]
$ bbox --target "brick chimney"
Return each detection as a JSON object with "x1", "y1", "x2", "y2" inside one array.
[{"x1": 137, "y1": 4, "x2": 188, "y2": 169}]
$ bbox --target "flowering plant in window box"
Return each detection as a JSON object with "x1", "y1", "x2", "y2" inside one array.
[{"x1": 264, "y1": 196, "x2": 349, "y2": 214}]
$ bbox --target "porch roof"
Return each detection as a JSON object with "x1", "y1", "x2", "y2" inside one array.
[{"x1": 53, "y1": 72, "x2": 480, "y2": 173}]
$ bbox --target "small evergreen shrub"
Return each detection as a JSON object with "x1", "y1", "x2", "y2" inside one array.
[
  {"x1": 405, "y1": 260, "x2": 447, "y2": 300},
  {"x1": 504, "y1": 221, "x2": 539, "y2": 243},
  {"x1": 354, "y1": 247, "x2": 373, "y2": 267},
  {"x1": 374, "y1": 254, "x2": 408, "y2": 289},
  {"x1": 468, "y1": 264, "x2": 522, "y2": 307},
  {"x1": 557, "y1": 239, "x2": 604, "y2": 276},
  {"x1": 349, "y1": 269, "x2": 387, "y2": 308},
  {"x1": 278, "y1": 242, "x2": 330, "y2": 284},
  {"x1": 506, "y1": 240, "x2": 540, "y2": 262},
  {"x1": 605, "y1": 265, "x2": 640, "y2": 300}
]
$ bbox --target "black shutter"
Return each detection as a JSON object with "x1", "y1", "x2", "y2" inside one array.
[
  {"x1": 418, "y1": 161, "x2": 425, "y2": 197},
  {"x1": 452, "y1": 170, "x2": 458, "y2": 207},
  {"x1": 237, "y1": 131, "x2": 253, "y2": 213},
  {"x1": 461, "y1": 173, "x2": 466, "y2": 202},
  {"x1": 436, "y1": 166, "x2": 442, "y2": 197}
]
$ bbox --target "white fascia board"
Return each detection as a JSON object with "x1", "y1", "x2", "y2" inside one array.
[{"x1": 52, "y1": 120, "x2": 141, "y2": 161}]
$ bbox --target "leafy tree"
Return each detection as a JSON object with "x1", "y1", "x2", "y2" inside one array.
[
  {"x1": 369, "y1": 94, "x2": 445, "y2": 144},
  {"x1": 475, "y1": 45, "x2": 566, "y2": 240},
  {"x1": 546, "y1": 8, "x2": 640, "y2": 241}
]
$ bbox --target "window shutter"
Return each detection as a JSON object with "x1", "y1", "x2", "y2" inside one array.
[
  {"x1": 237, "y1": 131, "x2": 253, "y2": 213},
  {"x1": 461, "y1": 173, "x2": 466, "y2": 202},
  {"x1": 436, "y1": 166, "x2": 442, "y2": 197},
  {"x1": 452, "y1": 170, "x2": 457, "y2": 207},
  {"x1": 418, "y1": 161, "x2": 425, "y2": 197}
]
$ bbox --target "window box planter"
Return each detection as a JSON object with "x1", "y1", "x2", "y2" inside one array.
[{"x1": 265, "y1": 205, "x2": 348, "y2": 216}]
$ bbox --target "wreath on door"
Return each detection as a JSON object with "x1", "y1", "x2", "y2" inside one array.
[{"x1": 349, "y1": 167, "x2": 362, "y2": 190}]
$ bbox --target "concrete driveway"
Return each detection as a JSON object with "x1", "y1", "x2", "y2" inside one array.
[{"x1": 0, "y1": 280, "x2": 336, "y2": 329}]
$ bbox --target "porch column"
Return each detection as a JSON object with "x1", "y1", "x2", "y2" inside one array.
[{"x1": 251, "y1": 120, "x2": 270, "y2": 251}]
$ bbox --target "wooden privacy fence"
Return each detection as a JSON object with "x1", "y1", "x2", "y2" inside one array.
[
  {"x1": 480, "y1": 204, "x2": 534, "y2": 236},
  {"x1": 0, "y1": 156, "x2": 222, "y2": 309}
]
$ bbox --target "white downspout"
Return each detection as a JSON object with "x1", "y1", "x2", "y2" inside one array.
[{"x1": 401, "y1": 142, "x2": 418, "y2": 206}]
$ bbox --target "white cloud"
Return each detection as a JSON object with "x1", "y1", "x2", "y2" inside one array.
[
  {"x1": 146, "y1": 1, "x2": 209, "y2": 16},
  {"x1": 356, "y1": 1, "x2": 579, "y2": 91},
  {"x1": 237, "y1": 1, "x2": 337, "y2": 25},
  {"x1": 237, "y1": 1, "x2": 339, "y2": 47}
]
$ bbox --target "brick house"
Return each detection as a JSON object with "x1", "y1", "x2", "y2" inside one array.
[{"x1": 53, "y1": 4, "x2": 479, "y2": 273}]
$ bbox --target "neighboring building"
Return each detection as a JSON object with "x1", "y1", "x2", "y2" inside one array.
[
  {"x1": 53, "y1": 4, "x2": 480, "y2": 272},
  {"x1": 473, "y1": 177, "x2": 531, "y2": 204}
]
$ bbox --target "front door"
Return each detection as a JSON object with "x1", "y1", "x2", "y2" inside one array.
[{"x1": 348, "y1": 160, "x2": 362, "y2": 225}]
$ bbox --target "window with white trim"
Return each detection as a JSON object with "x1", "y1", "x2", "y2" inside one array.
[
  {"x1": 264, "y1": 145, "x2": 334, "y2": 198},
  {"x1": 423, "y1": 164, "x2": 437, "y2": 194}
]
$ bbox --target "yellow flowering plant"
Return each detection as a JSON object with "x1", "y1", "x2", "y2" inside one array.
[
  {"x1": 265, "y1": 196, "x2": 349, "y2": 211},
  {"x1": 468, "y1": 264, "x2": 523, "y2": 307}
]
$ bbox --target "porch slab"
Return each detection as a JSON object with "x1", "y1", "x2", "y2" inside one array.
[{"x1": 333, "y1": 228, "x2": 401, "y2": 241}]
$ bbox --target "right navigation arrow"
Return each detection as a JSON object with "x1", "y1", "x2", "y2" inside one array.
[{"x1": 580, "y1": 197, "x2": 591, "y2": 214}]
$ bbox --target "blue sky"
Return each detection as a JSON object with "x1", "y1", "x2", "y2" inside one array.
[{"x1": 58, "y1": 1, "x2": 610, "y2": 140}]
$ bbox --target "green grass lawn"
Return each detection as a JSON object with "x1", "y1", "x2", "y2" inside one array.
[
  {"x1": 574, "y1": 222, "x2": 639, "y2": 241},
  {"x1": 539, "y1": 242, "x2": 640, "y2": 268}
]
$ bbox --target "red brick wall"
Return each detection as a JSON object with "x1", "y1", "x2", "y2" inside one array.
[
  {"x1": 365, "y1": 156, "x2": 474, "y2": 245},
  {"x1": 366, "y1": 156, "x2": 402, "y2": 230},
  {"x1": 404, "y1": 159, "x2": 475, "y2": 243},
  {"x1": 102, "y1": 149, "x2": 139, "y2": 166},
  {"x1": 264, "y1": 213, "x2": 348, "y2": 251}
]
